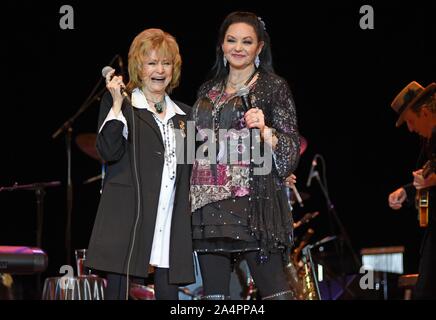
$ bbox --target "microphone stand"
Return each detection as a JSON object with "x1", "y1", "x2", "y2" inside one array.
[
  {"x1": 311, "y1": 166, "x2": 361, "y2": 298},
  {"x1": 52, "y1": 86, "x2": 106, "y2": 266},
  {"x1": 50, "y1": 55, "x2": 117, "y2": 265},
  {"x1": 301, "y1": 235, "x2": 336, "y2": 300}
]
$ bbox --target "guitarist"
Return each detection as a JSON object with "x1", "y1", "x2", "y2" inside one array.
[{"x1": 388, "y1": 81, "x2": 436, "y2": 299}]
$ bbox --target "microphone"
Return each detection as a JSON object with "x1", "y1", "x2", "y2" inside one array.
[
  {"x1": 238, "y1": 86, "x2": 260, "y2": 143},
  {"x1": 238, "y1": 86, "x2": 252, "y2": 111},
  {"x1": 101, "y1": 66, "x2": 130, "y2": 103},
  {"x1": 306, "y1": 154, "x2": 319, "y2": 187}
]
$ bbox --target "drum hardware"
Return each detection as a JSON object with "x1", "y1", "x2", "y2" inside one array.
[
  {"x1": 76, "y1": 133, "x2": 101, "y2": 162},
  {"x1": 0, "y1": 181, "x2": 61, "y2": 249}
]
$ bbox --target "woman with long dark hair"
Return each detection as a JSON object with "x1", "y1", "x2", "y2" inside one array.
[{"x1": 190, "y1": 12, "x2": 300, "y2": 300}]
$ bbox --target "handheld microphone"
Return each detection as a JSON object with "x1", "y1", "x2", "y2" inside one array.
[
  {"x1": 238, "y1": 86, "x2": 260, "y2": 143},
  {"x1": 306, "y1": 154, "x2": 319, "y2": 187},
  {"x1": 101, "y1": 66, "x2": 130, "y2": 103},
  {"x1": 238, "y1": 86, "x2": 252, "y2": 111}
]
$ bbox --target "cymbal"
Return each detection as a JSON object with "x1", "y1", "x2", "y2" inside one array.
[
  {"x1": 300, "y1": 136, "x2": 308, "y2": 155},
  {"x1": 76, "y1": 133, "x2": 101, "y2": 161}
]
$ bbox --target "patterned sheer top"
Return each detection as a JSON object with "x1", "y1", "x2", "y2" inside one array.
[{"x1": 190, "y1": 70, "x2": 300, "y2": 255}]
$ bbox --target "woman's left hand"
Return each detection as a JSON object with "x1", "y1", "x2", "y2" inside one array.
[
  {"x1": 285, "y1": 174, "x2": 297, "y2": 187},
  {"x1": 244, "y1": 108, "x2": 265, "y2": 132}
]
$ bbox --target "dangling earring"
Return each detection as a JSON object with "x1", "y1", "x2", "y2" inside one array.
[
  {"x1": 223, "y1": 56, "x2": 228, "y2": 67},
  {"x1": 255, "y1": 55, "x2": 260, "y2": 68}
]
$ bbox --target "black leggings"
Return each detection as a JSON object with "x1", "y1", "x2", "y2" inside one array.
[
  {"x1": 198, "y1": 251, "x2": 291, "y2": 298},
  {"x1": 105, "y1": 268, "x2": 179, "y2": 300}
]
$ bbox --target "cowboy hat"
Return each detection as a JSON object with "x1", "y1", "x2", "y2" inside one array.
[{"x1": 391, "y1": 81, "x2": 436, "y2": 127}]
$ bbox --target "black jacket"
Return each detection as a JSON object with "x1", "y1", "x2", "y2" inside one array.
[
  {"x1": 403, "y1": 132, "x2": 436, "y2": 299},
  {"x1": 85, "y1": 92, "x2": 194, "y2": 285}
]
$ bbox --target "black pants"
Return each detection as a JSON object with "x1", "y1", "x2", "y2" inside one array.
[
  {"x1": 414, "y1": 228, "x2": 436, "y2": 299},
  {"x1": 198, "y1": 251, "x2": 291, "y2": 299},
  {"x1": 105, "y1": 268, "x2": 179, "y2": 300}
]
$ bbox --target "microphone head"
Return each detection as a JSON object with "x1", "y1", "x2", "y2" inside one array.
[
  {"x1": 238, "y1": 86, "x2": 252, "y2": 111},
  {"x1": 238, "y1": 86, "x2": 250, "y2": 97},
  {"x1": 101, "y1": 66, "x2": 114, "y2": 78}
]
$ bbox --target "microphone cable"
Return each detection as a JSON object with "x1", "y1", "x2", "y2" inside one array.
[{"x1": 124, "y1": 92, "x2": 142, "y2": 300}]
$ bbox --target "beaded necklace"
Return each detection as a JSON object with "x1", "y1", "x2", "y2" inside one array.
[{"x1": 152, "y1": 114, "x2": 176, "y2": 180}]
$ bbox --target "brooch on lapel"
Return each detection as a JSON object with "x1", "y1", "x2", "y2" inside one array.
[{"x1": 179, "y1": 120, "x2": 186, "y2": 138}]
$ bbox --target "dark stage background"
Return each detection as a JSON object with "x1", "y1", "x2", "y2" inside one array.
[{"x1": 3, "y1": 0, "x2": 436, "y2": 298}]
